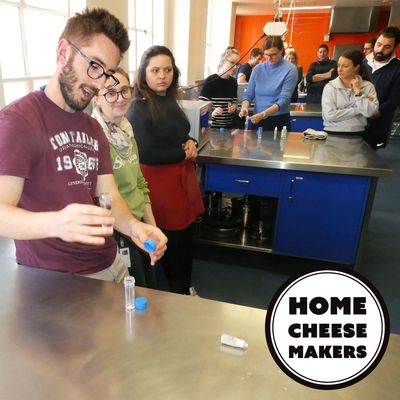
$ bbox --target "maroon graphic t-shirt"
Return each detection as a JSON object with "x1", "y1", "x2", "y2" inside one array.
[{"x1": 0, "y1": 91, "x2": 117, "y2": 274}]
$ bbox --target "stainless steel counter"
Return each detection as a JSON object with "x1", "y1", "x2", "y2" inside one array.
[
  {"x1": 197, "y1": 130, "x2": 391, "y2": 177},
  {"x1": 290, "y1": 103, "x2": 322, "y2": 117},
  {"x1": 0, "y1": 260, "x2": 399, "y2": 400}
]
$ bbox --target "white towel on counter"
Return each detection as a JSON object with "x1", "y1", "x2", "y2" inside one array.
[{"x1": 303, "y1": 129, "x2": 328, "y2": 140}]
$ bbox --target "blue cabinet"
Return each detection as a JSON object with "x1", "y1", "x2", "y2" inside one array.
[
  {"x1": 274, "y1": 171, "x2": 370, "y2": 264},
  {"x1": 205, "y1": 164, "x2": 282, "y2": 197},
  {"x1": 290, "y1": 116, "x2": 324, "y2": 131},
  {"x1": 203, "y1": 163, "x2": 371, "y2": 264}
]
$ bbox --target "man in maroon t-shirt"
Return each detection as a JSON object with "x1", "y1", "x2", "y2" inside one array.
[{"x1": 0, "y1": 8, "x2": 167, "y2": 280}]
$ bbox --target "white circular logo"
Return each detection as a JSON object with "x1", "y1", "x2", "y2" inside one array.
[{"x1": 265, "y1": 268, "x2": 389, "y2": 389}]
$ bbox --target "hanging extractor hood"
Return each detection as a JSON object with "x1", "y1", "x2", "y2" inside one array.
[{"x1": 329, "y1": 6, "x2": 380, "y2": 34}]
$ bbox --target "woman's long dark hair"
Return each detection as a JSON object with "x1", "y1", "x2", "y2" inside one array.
[
  {"x1": 340, "y1": 50, "x2": 371, "y2": 81},
  {"x1": 133, "y1": 45, "x2": 185, "y2": 122}
]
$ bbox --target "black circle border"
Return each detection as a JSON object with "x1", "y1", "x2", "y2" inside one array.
[{"x1": 265, "y1": 266, "x2": 390, "y2": 390}]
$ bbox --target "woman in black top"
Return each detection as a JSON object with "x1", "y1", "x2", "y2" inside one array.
[
  {"x1": 126, "y1": 46, "x2": 204, "y2": 295},
  {"x1": 199, "y1": 47, "x2": 241, "y2": 128}
]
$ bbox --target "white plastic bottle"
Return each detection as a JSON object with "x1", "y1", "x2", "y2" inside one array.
[
  {"x1": 273, "y1": 126, "x2": 278, "y2": 140},
  {"x1": 281, "y1": 125, "x2": 288, "y2": 139},
  {"x1": 124, "y1": 276, "x2": 135, "y2": 311}
]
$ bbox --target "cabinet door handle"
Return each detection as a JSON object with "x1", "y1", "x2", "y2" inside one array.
[
  {"x1": 288, "y1": 178, "x2": 295, "y2": 202},
  {"x1": 288, "y1": 176, "x2": 303, "y2": 202},
  {"x1": 234, "y1": 179, "x2": 250, "y2": 184}
]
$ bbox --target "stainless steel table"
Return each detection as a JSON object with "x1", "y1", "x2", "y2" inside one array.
[
  {"x1": 198, "y1": 130, "x2": 390, "y2": 176},
  {"x1": 0, "y1": 260, "x2": 399, "y2": 399}
]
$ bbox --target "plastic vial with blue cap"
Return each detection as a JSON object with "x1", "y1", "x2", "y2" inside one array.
[
  {"x1": 124, "y1": 276, "x2": 135, "y2": 311},
  {"x1": 257, "y1": 126, "x2": 263, "y2": 134}
]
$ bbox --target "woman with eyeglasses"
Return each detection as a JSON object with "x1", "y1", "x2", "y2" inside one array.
[
  {"x1": 125, "y1": 46, "x2": 204, "y2": 295},
  {"x1": 199, "y1": 47, "x2": 241, "y2": 128},
  {"x1": 240, "y1": 36, "x2": 298, "y2": 131},
  {"x1": 92, "y1": 67, "x2": 157, "y2": 288}
]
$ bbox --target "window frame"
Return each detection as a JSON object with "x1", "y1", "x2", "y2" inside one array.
[{"x1": 0, "y1": 0, "x2": 83, "y2": 108}]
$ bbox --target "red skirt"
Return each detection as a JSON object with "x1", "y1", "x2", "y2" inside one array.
[{"x1": 141, "y1": 160, "x2": 204, "y2": 230}]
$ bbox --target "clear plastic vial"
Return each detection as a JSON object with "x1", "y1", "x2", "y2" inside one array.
[
  {"x1": 124, "y1": 276, "x2": 135, "y2": 311},
  {"x1": 99, "y1": 192, "x2": 112, "y2": 210}
]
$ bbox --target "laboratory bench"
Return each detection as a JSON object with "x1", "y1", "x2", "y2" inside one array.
[
  {"x1": 0, "y1": 259, "x2": 399, "y2": 400},
  {"x1": 195, "y1": 129, "x2": 391, "y2": 266}
]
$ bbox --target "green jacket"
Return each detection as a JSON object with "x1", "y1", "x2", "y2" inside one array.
[{"x1": 109, "y1": 138, "x2": 150, "y2": 220}]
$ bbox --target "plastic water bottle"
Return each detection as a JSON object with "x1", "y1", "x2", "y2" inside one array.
[
  {"x1": 124, "y1": 276, "x2": 135, "y2": 311},
  {"x1": 274, "y1": 126, "x2": 278, "y2": 140},
  {"x1": 281, "y1": 125, "x2": 288, "y2": 139}
]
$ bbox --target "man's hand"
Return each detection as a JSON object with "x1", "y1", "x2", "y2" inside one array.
[{"x1": 55, "y1": 203, "x2": 114, "y2": 245}]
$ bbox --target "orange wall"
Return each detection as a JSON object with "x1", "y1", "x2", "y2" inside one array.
[{"x1": 234, "y1": 10, "x2": 394, "y2": 74}]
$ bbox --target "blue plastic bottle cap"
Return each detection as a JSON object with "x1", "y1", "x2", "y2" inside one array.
[
  {"x1": 257, "y1": 127, "x2": 263, "y2": 133},
  {"x1": 135, "y1": 297, "x2": 148, "y2": 311},
  {"x1": 144, "y1": 239, "x2": 156, "y2": 252},
  {"x1": 220, "y1": 127, "x2": 225, "y2": 133}
]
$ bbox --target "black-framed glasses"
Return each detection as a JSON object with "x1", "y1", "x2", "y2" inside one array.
[
  {"x1": 69, "y1": 42, "x2": 119, "y2": 89},
  {"x1": 225, "y1": 58, "x2": 240, "y2": 67},
  {"x1": 101, "y1": 86, "x2": 133, "y2": 103}
]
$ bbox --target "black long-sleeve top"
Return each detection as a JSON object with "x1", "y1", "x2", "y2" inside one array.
[
  {"x1": 305, "y1": 59, "x2": 338, "y2": 104},
  {"x1": 126, "y1": 95, "x2": 191, "y2": 165}
]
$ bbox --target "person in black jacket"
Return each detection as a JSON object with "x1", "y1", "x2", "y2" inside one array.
[
  {"x1": 305, "y1": 44, "x2": 337, "y2": 104},
  {"x1": 363, "y1": 26, "x2": 400, "y2": 150}
]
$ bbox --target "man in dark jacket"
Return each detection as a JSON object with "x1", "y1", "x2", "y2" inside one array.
[
  {"x1": 364, "y1": 26, "x2": 400, "y2": 149},
  {"x1": 305, "y1": 44, "x2": 337, "y2": 104}
]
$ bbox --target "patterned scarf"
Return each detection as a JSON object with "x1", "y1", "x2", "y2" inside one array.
[{"x1": 92, "y1": 105, "x2": 133, "y2": 160}]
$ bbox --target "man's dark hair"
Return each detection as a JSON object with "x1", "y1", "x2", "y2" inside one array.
[
  {"x1": 250, "y1": 48, "x2": 262, "y2": 58},
  {"x1": 318, "y1": 44, "x2": 329, "y2": 52},
  {"x1": 60, "y1": 8, "x2": 130, "y2": 55},
  {"x1": 365, "y1": 37, "x2": 377, "y2": 46},
  {"x1": 378, "y1": 25, "x2": 400, "y2": 47}
]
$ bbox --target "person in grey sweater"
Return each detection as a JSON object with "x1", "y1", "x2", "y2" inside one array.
[{"x1": 322, "y1": 50, "x2": 378, "y2": 136}]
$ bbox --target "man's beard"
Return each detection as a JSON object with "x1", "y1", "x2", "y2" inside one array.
[
  {"x1": 59, "y1": 57, "x2": 94, "y2": 111},
  {"x1": 374, "y1": 50, "x2": 393, "y2": 62}
]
